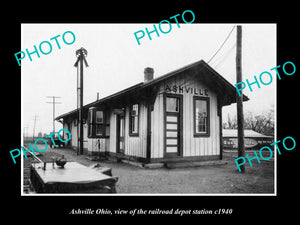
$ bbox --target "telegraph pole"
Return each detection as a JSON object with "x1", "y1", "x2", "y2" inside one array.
[
  {"x1": 74, "y1": 47, "x2": 88, "y2": 155},
  {"x1": 32, "y1": 115, "x2": 39, "y2": 141},
  {"x1": 236, "y1": 25, "x2": 245, "y2": 173},
  {"x1": 24, "y1": 124, "x2": 29, "y2": 140},
  {"x1": 46, "y1": 96, "x2": 62, "y2": 134}
]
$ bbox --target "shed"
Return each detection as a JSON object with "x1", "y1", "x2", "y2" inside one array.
[{"x1": 223, "y1": 129, "x2": 274, "y2": 149}]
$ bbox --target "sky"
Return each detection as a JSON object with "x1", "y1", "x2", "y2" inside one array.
[{"x1": 21, "y1": 23, "x2": 276, "y2": 137}]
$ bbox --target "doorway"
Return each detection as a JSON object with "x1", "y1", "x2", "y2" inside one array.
[
  {"x1": 164, "y1": 94, "x2": 183, "y2": 158},
  {"x1": 116, "y1": 114, "x2": 125, "y2": 154}
]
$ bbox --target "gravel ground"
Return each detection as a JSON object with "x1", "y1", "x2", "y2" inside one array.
[{"x1": 23, "y1": 144, "x2": 275, "y2": 194}]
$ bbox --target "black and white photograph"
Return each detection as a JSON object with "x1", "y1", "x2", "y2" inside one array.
[{"x1": 21, "y1": 23, "x2": 276, "y2": 195}]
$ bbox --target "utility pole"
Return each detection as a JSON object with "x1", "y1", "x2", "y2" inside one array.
[
  {"x1": 24, "y1": 124, "x2": 29, "y2": 140},
  {"x1": 74, "y1": 47, "x2": 89, "y2": 155},
  {"x1": 46, "y1": 96, "x2": 62, "y2": 134},
  {"x1": 236, "y1": 25, "x2": 245, "y2": 173},
  {"x1": 32, "y1": 115, "x2": 39, "y2": 141}
]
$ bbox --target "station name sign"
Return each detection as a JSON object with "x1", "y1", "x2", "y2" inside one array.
[{"x1": 165, "y1": 85, "x2": 209, "y2": 96}]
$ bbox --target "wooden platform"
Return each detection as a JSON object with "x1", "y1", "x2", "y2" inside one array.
[{"x1": 30, "y1": 162, "x2": 118, "y2": 193}]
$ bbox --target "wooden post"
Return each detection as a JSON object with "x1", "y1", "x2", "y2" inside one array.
[{"x1": 236, "y1": 25, "x2": 245, "y2": 172}]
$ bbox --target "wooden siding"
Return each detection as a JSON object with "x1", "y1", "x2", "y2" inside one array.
[
  {"x1": 151, "y1": 73, "x2": 220, "y2": 159},
  {"x1": 124, "y1": 103, "x2": 148, "y2": 158},
  {"x1": 151, "y1": 93, "x2": 164, "y2": 158},
  {"x1": 64, "y1": 116, "x2": 108, "y2": 154},
  {"x1": 109, "y1": 111, "x2": 117, "y2": 153},
  {"x1": 65, "y1": 121, "x2": 77, "y2": 150},
  {"x1": 63, "y1": 72, "x2": 220, "y2": 160},
  {"x1": 107, "y1": 102, "x2": 148, "y2": 158},
  {"x1": 85, "y1": 112, "x2": 110, "y2": 153},
  {"x1": 86, "y1": 138, "x2": 108, "y2": 153}
]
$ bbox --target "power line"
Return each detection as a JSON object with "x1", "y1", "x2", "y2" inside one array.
[
  {"x1": 212, "y1": 42, "x2": 236, "y2": 69},
  {"x1": 171, "y1": 26, "x2": 236, "y2": 89},
  {"x1": 154, "y1": 25, "x2": 237, "y2": 96},
  {"x1": 207, "y1": 25, "x2": 236, "y2": 64}
]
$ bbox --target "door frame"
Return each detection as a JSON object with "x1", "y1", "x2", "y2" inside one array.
[
  {"x1": 116, "y1": 112, "x2": 125, "y2": 154},
  {"x1": 163, "y1": 93, "x2": 183, "y2": 158}
]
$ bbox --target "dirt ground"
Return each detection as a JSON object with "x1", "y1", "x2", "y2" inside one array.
[{"x1": 24, "y1": 144, "x2": 274, "y2": 194}]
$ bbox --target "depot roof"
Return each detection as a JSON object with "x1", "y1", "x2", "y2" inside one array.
[{"x1": 56, "y1": 59, "x2": 249, "y2": 121}]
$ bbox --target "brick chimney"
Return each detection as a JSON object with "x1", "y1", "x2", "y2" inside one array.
[{"x1": 144, "y1": 67, "x2": 154, "y2": 82}]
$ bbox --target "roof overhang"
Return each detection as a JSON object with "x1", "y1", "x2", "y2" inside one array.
[{"x1": 56, "y1": 59, "x2": 249, "y2": 121}]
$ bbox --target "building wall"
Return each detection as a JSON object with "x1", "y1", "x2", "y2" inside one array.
[
  {"x1": 124, "y1": 103, "x2": 148, "y2": 158},
  {"x1": 151, "y1": 93, "x2": 164, "y2": 158},
  {"x1": 63, "y1": 73, "x2": 221, "y2": 161},
  {"x1": 108, "y1": 102, "x2": 148, "y2": 158},
  {"x1": 151, "y1": 74, "x2": 220, "y2": 159},
  {"x1": 63, "y1": 121, "x2": 77, "y2": 150},
  {"x1": 86, "y1": 110, "x2": 110, "y2": 155},
  {"x1": 109, "y1": 112, "x2": 117, "y2": 154},
  {"x1": 63, "y1": 116, "x2": 108, "y2": 155}
]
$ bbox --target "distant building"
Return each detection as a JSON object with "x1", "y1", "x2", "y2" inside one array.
[{"x1": 223, "y1": 129, "x2": 274, "y2": 150}]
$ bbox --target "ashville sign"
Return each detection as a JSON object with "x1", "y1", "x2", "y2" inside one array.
[{"x1": 165, "y1": 85, "x2": 209, "y2": 96}]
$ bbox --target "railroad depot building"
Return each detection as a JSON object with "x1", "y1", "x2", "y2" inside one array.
[{"x1": 56, "y1": 60, "x2": 248, "y2": 164}]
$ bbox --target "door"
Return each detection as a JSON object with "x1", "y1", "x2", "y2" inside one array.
[
  {"x1": 116, "y1": 114, "x2": 125, "y2": 154},
  {"x1": 164, "y1": 94, "x2": 183, "y2": 158}
]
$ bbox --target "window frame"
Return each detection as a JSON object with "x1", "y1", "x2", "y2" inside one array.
[
  {"x1": 87, "y1": 107, "x2": 108, "y2": 138},
  {"x1": 166, "y1": 96, "x2": 180, "y2": 113},
  {"x1": 193, "y1": 96, "x2": 210, "y2": 137},
  {"x1": 129, "y1": 103, "x2": 139, "y2": 136},
  {"x1": 95, "y1": 110, "x2": 105, "y2": 136},
  {"x1": 88, "y1": 109, "x2": 93, "y2": 136}
]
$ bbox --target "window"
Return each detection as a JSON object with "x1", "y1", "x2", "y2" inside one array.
[
  {"x1": 88, "y1": 107, "x2": 108, "y2": 138},
  {"x1": 88, "y1": 109, "x2": 93, "y2": 135},
  {"x1": 129, "y1": 104, "x2": 139, "y2": 135},
  {"x1": 166, "y1": 97, "x2": 179, "y2": 112},
  {"x1": 95, "y1": 110, "x2": 104, "y2": 136},
  {"x1": 194, "y1": 96, "x2": 210, "y2": 136}
]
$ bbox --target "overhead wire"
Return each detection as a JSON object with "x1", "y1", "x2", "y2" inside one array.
[
  {"x1": 207, "y1": 25, "x2": 236, "y2": 64},
  {"x1": 212, "y1": 42, "x2": 236, "y2": 69},
  {"x1": 156, "y1": 25, "x2": 237, "y2": 95}
]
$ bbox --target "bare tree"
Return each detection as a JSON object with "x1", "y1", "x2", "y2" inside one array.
[
  {"x1": 244, "y1": 106, "x2": 274, "y2": 136},
  {"x1": 223, "y1": 113, "x2": 237, "y2": 129},
  {"x1": 223, "y1": 105, "x2": 274, "y2": 136}
]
